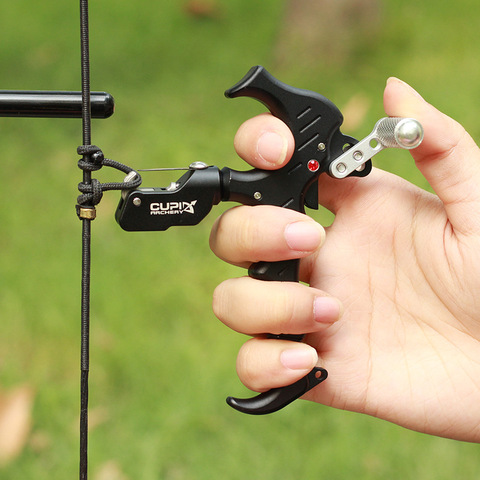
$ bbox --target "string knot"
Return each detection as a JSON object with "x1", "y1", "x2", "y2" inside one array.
[
  {"x1": 77, "y1": 178, "x2": 104, "y2": 206},
  {"x1": 77, "y1": 145, "x2": 104, "y2": 172},
  {"x1": 76, "y1": 144, "x2": 142, "y2": 211}
]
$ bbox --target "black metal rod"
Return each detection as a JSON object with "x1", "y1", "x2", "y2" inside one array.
[{"x1": 0, "y1": 90, "x2": 114, "y2": 118}]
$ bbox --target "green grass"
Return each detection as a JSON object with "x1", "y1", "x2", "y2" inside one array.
[{"x1": 1, "y1": 0, "x2": 480, "y2": 478}]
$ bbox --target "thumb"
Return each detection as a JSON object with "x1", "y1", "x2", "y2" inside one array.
[{"x1": 384, "y1": 77, "x2": 480, "y2": 235}]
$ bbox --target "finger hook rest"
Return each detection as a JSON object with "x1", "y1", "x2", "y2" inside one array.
[{"x1": 226, "y1": 367, "x2": 327, "y2": 415}]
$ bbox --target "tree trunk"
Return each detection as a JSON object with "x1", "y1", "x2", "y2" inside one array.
[{"x1": 274, "y1": 0, "x2": 382, "y2": 70}]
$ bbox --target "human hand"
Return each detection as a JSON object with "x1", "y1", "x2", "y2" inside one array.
[{"x1": 210, "y1": 77, "x2": 480, "y2": 442}]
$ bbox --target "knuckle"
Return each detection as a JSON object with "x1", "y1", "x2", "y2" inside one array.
[
  {"x1": 234, "y1": 210, "x2": 263, "y2": 258},
  {"x1": 267, "y1": 284, "x2": 310, "y2": 334},
  {"x1": 237, "y1": 340, "x2": 268, "y2": 392},
  {"x1": 212, "y1": 281, "x2": 228, "y2": 322},
  {"x1": 268, "y1": 287, "x2": 297, "y2": 333},
  {"x1": 211, "y1": 206, "x2": 265, "y2": 262}
]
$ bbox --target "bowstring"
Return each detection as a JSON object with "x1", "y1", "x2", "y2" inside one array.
[
  {"x1": 79, "y1": 0, "x2": 92, "y2": 478},
  {"x1": 77, "y1": 3, "x2": 142, "y2": 478}
]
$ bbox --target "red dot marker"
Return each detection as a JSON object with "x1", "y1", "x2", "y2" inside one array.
[{"x1": 307, "y1": 160, "x2": 320, "y2": 172}]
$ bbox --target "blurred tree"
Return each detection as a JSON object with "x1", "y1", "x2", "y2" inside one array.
[
  {"x1": 274, "y1": 0, "x2": 382, "y2": 69},
  {"x1": 183, "y1": 0, "x2": 222, "y2": 19}
]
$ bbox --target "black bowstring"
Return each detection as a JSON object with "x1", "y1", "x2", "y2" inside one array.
[
  {"x1": 78, "y1": 2, "x2": 141, "y2": 479},
  {"x1": 78, "y1": 2, "x2": 91, "y2": 477}
]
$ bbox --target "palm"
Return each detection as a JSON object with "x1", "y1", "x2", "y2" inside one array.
[
  {"x1": 305, "y1": 168, "x2": 480, "y2": 439},
  {"x1": 212, "y1": 77, "x2": 480, "y2": 441}
]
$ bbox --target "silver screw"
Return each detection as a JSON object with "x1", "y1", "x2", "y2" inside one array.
[
  {"x1": 133, "y1": 197, "x2": 142, "y2": 207},
  {"x1": 336, "y1": 163, "x2": 347, "y2": 174},
  {"x1": 189, "y1": 161, "x2": 209, "y2": 170},
  {"x1": 353, "y1": 151, "x2": 364, "y2": 162},
  {"x1": 254, "y1": 192, "x2": 262, "y2": 201},
  {"x1": 317, "y1": 143, "x2": 326, "y2": 152}
]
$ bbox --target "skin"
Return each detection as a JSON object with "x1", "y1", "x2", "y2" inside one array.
[{"x1": 210, "y1": 77, "x2": 480, "y2": 442}]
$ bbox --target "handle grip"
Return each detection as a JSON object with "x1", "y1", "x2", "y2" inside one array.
[
  {"x1": 225, "y1": 258, "x2": 328, "y2": 414},
  {"x1": 248, "y1": 258, "x2": 299, "y2": 282},
  {"x1": 223, "y1": 66, "x2": 357, "y2": 414}
]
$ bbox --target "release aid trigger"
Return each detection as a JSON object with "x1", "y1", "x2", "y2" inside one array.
[{"x1": 329, "y1": 117, "x2": 424, "y2": 179}]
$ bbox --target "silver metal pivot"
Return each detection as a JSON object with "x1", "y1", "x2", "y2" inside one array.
[{"x1": 329, "y1": 117, "x2": 424, "y2": 179}]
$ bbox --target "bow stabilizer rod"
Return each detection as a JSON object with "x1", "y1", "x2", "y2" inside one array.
[{"x1": 0, "y1": 90, "x2": 114, "y2": 118}]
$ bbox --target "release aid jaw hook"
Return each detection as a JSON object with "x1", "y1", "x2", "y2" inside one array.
[
  {"x1": 120, "y1": 162, "x2": 209, "y2": 199},
  {"x1": 121, "y1": 170, "x2": 143, "y2": 200}
]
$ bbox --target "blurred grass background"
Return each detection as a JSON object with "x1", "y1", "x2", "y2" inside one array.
[{"x1": 1, "y1": 0, "x2": 480, "y2": 478}]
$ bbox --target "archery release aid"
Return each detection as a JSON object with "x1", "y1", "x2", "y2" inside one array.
[{"x1": 115, "y1": 66, "x2": 424, "y2": 415}]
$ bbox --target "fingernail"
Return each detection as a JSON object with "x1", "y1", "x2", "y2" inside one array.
[
  {"x1": 314, "y1": 296, "x2": 342, "y2": 323},
  {"x1": 257, "y1": 131, "x2": 288, "y2": 166},
  {"x1": 280, "y1": 348, "x2": 317, "y2": 370},
  {"x1": 387, "y1": 77, "x2": 424, "y2": 100},
  {"x1": 284, "y1": 221, "x2": 324, "y2": 252}
]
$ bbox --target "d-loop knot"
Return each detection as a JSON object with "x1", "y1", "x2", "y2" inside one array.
[
  {"x1": 77, "y1": 144, "x2": 104, "y2": 172},
  {"x1": 77, "y1": 145, "x2": 105, "y2": 213},
  {"x1": 76, "y1": 144, "x2": 142, "y2": 220}
]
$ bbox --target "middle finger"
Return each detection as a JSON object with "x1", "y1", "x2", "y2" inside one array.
[{"x1": 209, "y1": 205, "x2": 325, "y2": 267}]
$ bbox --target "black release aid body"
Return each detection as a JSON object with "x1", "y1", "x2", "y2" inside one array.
[{"x1": 115, "y1": 66, "x2": 372, "y2": 414}]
